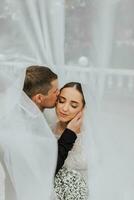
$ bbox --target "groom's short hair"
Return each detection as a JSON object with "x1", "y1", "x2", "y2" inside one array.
[{"x1": 23, "y1": 65, "x2": 57, "y2": 98}]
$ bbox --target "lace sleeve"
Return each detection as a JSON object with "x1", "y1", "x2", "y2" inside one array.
[{"x1": 64, "y1": 134, "x2": 88, "y2": 171}]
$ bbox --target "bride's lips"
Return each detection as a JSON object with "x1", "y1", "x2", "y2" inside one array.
[{"x1": 59, "y1": 111, "x2": 68, "y2": 117}]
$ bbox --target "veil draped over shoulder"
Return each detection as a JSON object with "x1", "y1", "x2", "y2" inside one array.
[{"x1": 0, "y1": 0, "x2": 134, "y2": 200}]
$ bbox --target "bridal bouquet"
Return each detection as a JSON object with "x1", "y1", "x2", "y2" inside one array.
[{"x1": 54, "y1": 167, "x2": 88, "y2": 200}]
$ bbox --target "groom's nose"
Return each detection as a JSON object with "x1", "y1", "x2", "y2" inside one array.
[
  {"x1": 56, "y1": 89, "x2": 60, "y2": 97},
  {"x1": 56, "y1": 89, "x2": 60, "y2": 96}
]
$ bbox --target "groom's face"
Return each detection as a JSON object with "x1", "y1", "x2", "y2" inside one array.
[{"x1": 42, "y1": 79, "x2": 59, "y2": 109}]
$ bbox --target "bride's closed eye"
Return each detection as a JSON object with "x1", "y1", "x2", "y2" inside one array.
[
  {"x1": 58, "y1": 97, "x2": 79, "y2": 108},
  {"x1": 58, "y1": 96, "x2": 65, "y2": 103},
  {"x1": 71, "y1": 103, "x2": 78, "y2": 109}
]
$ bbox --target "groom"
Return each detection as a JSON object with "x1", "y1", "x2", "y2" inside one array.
[{"x1": 23, "y1": 65, "x2": 82, "y2": 174}]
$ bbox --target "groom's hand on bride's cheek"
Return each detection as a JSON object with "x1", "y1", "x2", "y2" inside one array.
[{"x1": 67, "y1": 111, "x2": 83, "y2": 134}]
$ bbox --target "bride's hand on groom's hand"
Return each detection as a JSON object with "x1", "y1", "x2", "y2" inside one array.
[{"x1": 67, "y1": 111, "x2": 83, "y2": 134}]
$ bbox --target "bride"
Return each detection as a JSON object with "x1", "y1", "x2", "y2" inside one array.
[{"x1": 45, "y1": 82, "x2": 88, "y2": 200}]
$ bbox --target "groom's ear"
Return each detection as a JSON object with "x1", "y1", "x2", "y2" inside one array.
[{"x1": 32, "y1": 93, "x2": 46, "y2": 105}]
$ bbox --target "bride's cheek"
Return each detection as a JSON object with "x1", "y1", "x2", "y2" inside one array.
[{"x1": 74, "y1": 109, "x2": 81, "y2": 116}]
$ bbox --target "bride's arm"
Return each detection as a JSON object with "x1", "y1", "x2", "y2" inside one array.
[
  {"x1": 55, "y1": 112, "x2": 83, "y2": 174},
  {"x1": 55, "y1": 128, "x2": 77, "y2": 174}
]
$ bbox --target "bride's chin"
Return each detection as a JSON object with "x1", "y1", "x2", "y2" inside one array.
[
  {"x1": 59, "y1": 118, "x2": 67, "y2": 122},
  {"x1": 58, "y1": 116, "x2": 68, "y2": 123}
]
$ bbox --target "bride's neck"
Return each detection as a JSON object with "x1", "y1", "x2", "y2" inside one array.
[
  {"x1": 59, "y1": 121, "x2": 68, "y2": 129},
  {"x1": 57, "y1": 121, "x2": 68, "y2": 134}
]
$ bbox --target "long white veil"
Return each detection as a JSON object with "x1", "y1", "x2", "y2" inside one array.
[{"x1": 0, "y1": 0, "x2": 134, "y2": 200}]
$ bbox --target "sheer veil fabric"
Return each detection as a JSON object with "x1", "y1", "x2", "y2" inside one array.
[
  {"x1": 0, "y1": 162, "x2": 5, "y2": 200},
  {"x1": 0, "y1": 65, "x2": 57, "y2": 200},
  {"x1": 0, "y1": 0, "x2": 134, "y2": 200}
]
